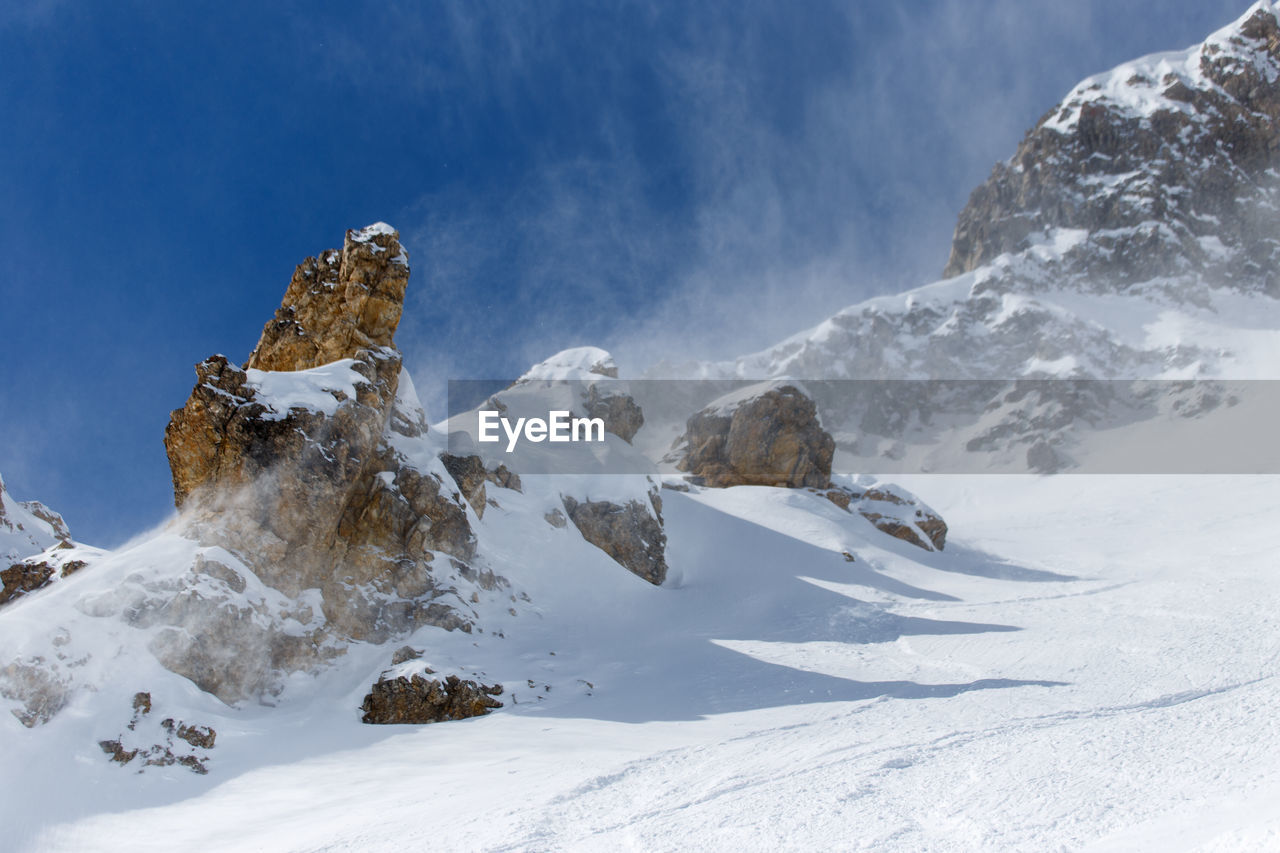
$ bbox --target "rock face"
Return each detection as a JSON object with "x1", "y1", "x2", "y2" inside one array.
[
  {"x1": 582, "y1": 385, "x2": 645, "y2": 443},
  {"x1": 160, "y1": 224, "x2": 500, "y2": 702},
  {"x1": 361, "y1": 673, "x2": 503, "y2": 724},
  {"x1": 678, "y1": 385, "x2": 834, "y2": 489},
  {"x1": 944, "y1": 6, "x2": 1280, "y2": 294},
  {"x1": 441, "y1": 454, "x2": 522, "y2": 519},
  {"x1": 561, "y1": 490, "x2": 668, "y2": 585},
  {"x1": 246, "y1": 222, "x2": 409, "y2": 371}
]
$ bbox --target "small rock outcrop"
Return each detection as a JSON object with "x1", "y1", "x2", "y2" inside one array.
[
  {"x1": 582, "y1": 385, "x2": 645, "y2": 443},
  {"x1": 0, "y1": 561, "x2": 53, "y2": 607},
  {"x1": 677, "y1": 384, "x2": 834, "y2": 489},
  {"x1": 98, "y1": 692, "x2": 217, "y2": 775},
  {"x1": 562, "y1": 489, "x2": 668, "y2": 585},
  {"x1": 514, "y1": 347, "x2": 645, "y2": 443},
  {"x1": 823, "y1": 484, "x2": 948, "y2": 551},
  {"x1": 1, "y1": 548, "x2": 89, "y2": 609},
  {"x1": 441, "y1": 453, "x2": 522, "y2": 519},
  {"x1": 361, "y1": 673, "x2": 503, "y2": 724}
]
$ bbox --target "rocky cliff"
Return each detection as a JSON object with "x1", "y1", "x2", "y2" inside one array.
[
  {"x1": 945, "y1": 4, "x2": 1280, "y2": 293},
  {"x1": 158, "y1": 224, "x2": 506, "y2": 701}
]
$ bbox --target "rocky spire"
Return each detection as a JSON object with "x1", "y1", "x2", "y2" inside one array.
[
  {"x1": 159, "y1": 224, "x2": 496, "y2": 702},
  {"x1": 246, "y1": 222, "x2": 410, "y2": 372}
]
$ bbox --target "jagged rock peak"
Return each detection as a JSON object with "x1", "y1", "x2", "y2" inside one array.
[
  {"x1": 159, "y1": 225, "x2": 500, "y2": 702},
  {"x1": 246, "y1": 222, "x2": 410, "y2": 373},
  {"x1": 944, "y1": 2, "x2": 1280, "y2": 294}
]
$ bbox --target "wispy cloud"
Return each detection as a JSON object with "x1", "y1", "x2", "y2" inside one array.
[{"x1": 376, "y1": 0, "x2": 1250, "y2": 407}]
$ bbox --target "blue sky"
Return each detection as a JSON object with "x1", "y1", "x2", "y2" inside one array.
[{"x1": 0, "y1": 0, "x2": 1248, "y2": 545}]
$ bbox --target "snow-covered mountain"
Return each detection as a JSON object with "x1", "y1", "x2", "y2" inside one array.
[
  {"x1": 5, "y1": 4, "x2": 1280, "y2": 851},
  {"x1": 715, "y1": 3, "x2": 1280, "y2": 386},
  {"x1": 647, "y1": 3, "x2": 1280, "y2": 478},
  {"x1": 0, "y1": 474, "x2": 72, "y2": 565}
]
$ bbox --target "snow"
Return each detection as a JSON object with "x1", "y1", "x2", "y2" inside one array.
[
  {"x1": 244, "y1": 358, "x2": 367, "y2": 419},
  {"x1": 349, "y1": 222, "x2": 397, "y2": 242},
  {"x1": 519, "y1": 346, "x2": 618, "y2": 381},
  {"x1": 697, "y1": 378, "x2": 814, "y2": 416},
  {"x1": 0, "y1": 477, "x2": 69, "y2": 563},
  {"x1": 1042, "y1": 2, "x2": 1280, "y2": 135},
  {"x1": 9, "y1": 474, "x2": 1280, "y2": 851}
]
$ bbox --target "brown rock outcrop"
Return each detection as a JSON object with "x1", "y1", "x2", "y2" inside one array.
[
  {"x1": 0, "y1": 561, "x2": 54, "y2": 607},
  {"x1": 562, "y1": 489, "x2": 667, "y2": 585},
  {"x1": 678, "y1": 385, "x2": 834, "y2": 489},
  {"x1": 361, "y1": 673, "x2": 503, "y2": 724},
  {"x1": 441, "y1": 453, "x2": 522, "y2": 519},
  {"x1": 1, "y1": 554, "x2": 91, "y2": 609},
  {"x1": 822, "y1": 485, "x2": 948, "y2": 551},
  {"x1": 246, "y1": 223, "x2": 409, "y2": 372},
  {"x1": 159, "y1": 224, "x2": 502, "y2": 701}
]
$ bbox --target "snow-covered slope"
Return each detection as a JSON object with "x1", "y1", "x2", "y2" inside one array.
[
  {"x1": 17, "y1": 474, "x2": 1280, "y2": 852},
  {"x1": 0, "y1": 473, "x2": 73, "y2": 564}
]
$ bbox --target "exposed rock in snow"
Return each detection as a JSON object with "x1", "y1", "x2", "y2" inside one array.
[
  {"x1": 823, "y1": 482, "x2": 948, "y2": 551},
  {"x1": 676, "y1": 383, "x2": 834, "y2": 489},
  {"x1": 561, "y1": 488, "x2": 668, "y2": 585},
  {"x1": 0, "y1": 657, "x2": 69, "y2": 727},
  {"x1": 511, "y1": 347, "x2": 646, "y2": 443},
  {"x1": 1, "y1": 553, "x2": 88, "y2": 608},
  {"x1": 440, "y1": 453, "x2": 522, "y2": 520},
  {"x1": 97, "y1": 692, "x2": 217, "y2": 775},
  {"x1": 519, "y1": 346, "x2": 618, "y2": 381},
  {"x1": 582, "y1": 383, "x2": 645, "y2": 443},
  {"x1": 361, "y1": 672, "x2": 503, "y2": 724}
]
